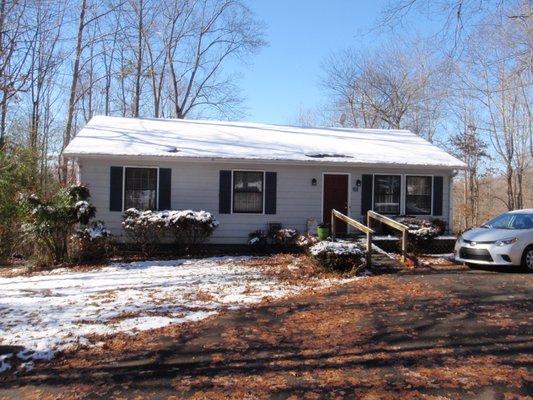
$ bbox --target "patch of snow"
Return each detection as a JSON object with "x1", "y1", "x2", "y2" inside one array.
[
  {"x1": 372, "y1": 235, "x2": 400, "y2": 241},
  {"x1": 75, "y1": 200, "x2": 90, "y2": 219},
  {"x1": 0, "y1": 256, "x2": 353, "y2": 371},
  {"x1": 63, "y1": 115, "x2": 466, "y2": 168},
  {"x1": 371, "y1": 243, "x2": 395, "y2": 258},
  {"x1": 75, "y1": 221, "x2": 110, "y2": 240},
  {"x1": 19, "y1": 361, "x2": 34, "y2": 371},
  {"x1": 123, "y1": 208, "x2": 218, "y2": 230},
  {"x1": 17, "y1": 349, "x2": 54, "y2": 361},
  {"x1": 309, "y1": 241, "x2": 364, "y2": 256},
  {"x1": 423, "y1": 253, "x2": 455, "y2": 258},
  {"x1": 0, "y1": 354, "x2": 12, "y2": 373},
  {"x1": 435, "y1": 236, "x2": 457, "y2": 240}
]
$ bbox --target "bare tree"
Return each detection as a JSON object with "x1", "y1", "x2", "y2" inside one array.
[
  {"x1": 450, "y1": 111, "x2": 490, "y2": 230},
  {"x1": 322, "y1": 43, "x2": 448, "y2": 141},
  {"x1": 63, "y1": 0, "x2": 88, "y2": 158},
  {"x1": 61, "y1": 0, "x2": 124, "y2": 181},
  {"x1": 379, "y1": 0, "x2": 519, "y2": 52},
  {"x1": 461, "y1": 9, "x2": 532, "y2": 210},
  {"x1": 0, "y1": 0, "x2": 34, "y2": 148},
  {"x1": 128, "y1": 0, "x2": 146, "y2": 117},
  {"x1": 28, "y1": 2, "x2": 64, "y2": 152},
  {"x1": 161, "y1": 0, "x2": 265, "y2": 119}
]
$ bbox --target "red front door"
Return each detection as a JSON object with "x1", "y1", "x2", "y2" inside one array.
[{"x1": 323, "y1": 174, "x2": 349, "y2": 234}]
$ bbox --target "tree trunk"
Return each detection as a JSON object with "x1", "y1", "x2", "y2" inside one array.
[
  {"x1": 133, "y1": 0, "x2": 143, "y2": 117},
  {"x1": 506, "y1": 165, "x2": 514, "y2": 210},
  {"x1": 61, "y1": 0, "x2": 87, "y2": 183}
]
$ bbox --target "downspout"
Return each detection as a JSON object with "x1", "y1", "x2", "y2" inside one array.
[{"x1": 449, "y1": 170, "x2": 459, "y2": 235}]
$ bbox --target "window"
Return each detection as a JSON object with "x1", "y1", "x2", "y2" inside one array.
[
  {"x1": 484, "y1": 212, "x2": 533, "y2": 230},
  {"x1": 124, "y1": 167, "x2": 157, "y2": 210},
  {"x1": 373, "y1": 175, "x2": 401, "y2": 214},
  {"x1": 233, "y1": 171, "x2": 264, "y2": 213},
  {"x1": 406, "y1": 176, "x2": 432, "y2": 215}
]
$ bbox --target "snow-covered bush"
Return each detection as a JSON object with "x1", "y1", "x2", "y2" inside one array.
[
  {"x1": 295, "y1": 233, "x2": 319, "y2": 249},
  {"x1": 431, "y1": 218, "x2": 447, "y2": 235},
  {"x1": 396, "y1": 217, "x2": 441, "y2": 254},
  {"x1": 70, "y1": 221, "x2": 114, "y2": 262},
  {"x1": 309, "y1": 241, "x2": 365, "y2": 272},
  {"x1": 248, "y1": 230, "x2": 267, "y2": 248},
  {"x1": 21, "y1": 184, "x2": 97, "y2": 265},
  {"x1": 164, "y1": 210, "x2": 219, "y2": 248},
  {"x1": 123, "y1": 209, "x2": 219, "y2": 255},
  {"x1": 122, "y1": 209, "x2": 167, "y2": 256},
  {"x1": 248, "y1": 227, "x2": 299, "y2": 249},
  {"x1": 272, "y1": 228, "x2": 298, "y2": 245}
]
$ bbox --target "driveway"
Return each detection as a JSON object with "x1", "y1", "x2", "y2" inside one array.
[{"x1": 0, "y1": 264, "x2": 531, "y2": 399}]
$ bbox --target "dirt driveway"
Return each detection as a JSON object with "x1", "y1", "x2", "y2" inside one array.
[{"x1": 1, "y1": 264, "x2": 532, "y2": 399}]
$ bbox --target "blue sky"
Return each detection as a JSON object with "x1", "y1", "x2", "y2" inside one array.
[{"x1": 232, "y1": 0, "x2": 389, "y2": 125}]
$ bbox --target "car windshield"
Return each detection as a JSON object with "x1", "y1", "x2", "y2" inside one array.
[{"x1": 482, "y1": 212, "x2": 533, "y2": 230}]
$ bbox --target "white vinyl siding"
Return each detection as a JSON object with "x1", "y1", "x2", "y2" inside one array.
[{"x1": 77, "y1": 157, "x2": 453, "y2": 244}]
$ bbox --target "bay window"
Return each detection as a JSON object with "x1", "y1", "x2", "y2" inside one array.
[
  {"x1": 233, "y1": 171, "x2": 264, "y2": 213},
  {"x1": 406, "y1": 176, "x2": 432, "y2": 215},
  {"x1": 373, "y1": 175, "x2": 401, "y2": 214}
]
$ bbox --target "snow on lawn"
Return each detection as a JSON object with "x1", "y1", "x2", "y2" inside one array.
[{"x1": 0, "y1": 256, "x2": 353, "y2": 372}]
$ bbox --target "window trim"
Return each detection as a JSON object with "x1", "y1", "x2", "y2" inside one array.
[
  {"x1": 370, "y1": 173, "x2": 437, "y2": 216},
  {"x1": 122, "y1": 166, "x2": 160, "y2": 212},
  {"x1": 231, "y1": 170, "x2": 265, "y2": 215},
  {"x1": 372, "y1": 174, "x2": 402, "y2": 215},
  {"x1": 405, "y1": 175, "x2": 434, "y2": 216}
]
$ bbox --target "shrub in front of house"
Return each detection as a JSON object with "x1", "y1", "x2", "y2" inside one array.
[
  {"x1": 248, "y1": 230, "x2": 268, "y2": 248},
  {"x1": 70, "y1": 221, "x2": 115, "y2": 262},
  {"x1": 122, "y1": 209, "x2": 168, "y2": 256},
  {"x1": 272, "y1": 228, "x2": 298, "y2": 246},
  {"x1": 123, "y1": 209, "x2": 219, "y2": 255},
  {"x1": 21, "y1": 184, "x2": 97, "y2": 266},
  {"x1": 309, "y1": 241, "x2": 365, "y2": 272},
  {"x1": 248, "y1": 227, "x2": 300, "y2": 250},
  {"x1": 295, "y1": 233, "x2": 319, "y2": 249},
  {"x1": 396, "y1": 217, "x2": 442, "y2": 254},
  {"x1": 165, "y1": 210, "x2": 219, "y2": 248},
  {"x1": 431, "y1": 218, "x2": 447, "y2": 235}
]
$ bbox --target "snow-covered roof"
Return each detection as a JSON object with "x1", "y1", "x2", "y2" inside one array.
[{"x1": 63, "y1": 115, "x2": 466, "y2": 168}]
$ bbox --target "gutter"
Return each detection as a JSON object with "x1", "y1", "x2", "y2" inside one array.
[{"x1": 63, "y1": 152, "x2": 467, "y2": 171}]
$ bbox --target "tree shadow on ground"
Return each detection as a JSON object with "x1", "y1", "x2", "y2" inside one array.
[{"x1": 1, "y1": 270, "x2": 531, "y2": 399}]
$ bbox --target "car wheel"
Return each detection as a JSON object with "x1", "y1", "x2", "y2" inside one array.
[{"x1": 522, "y1": 246, "x2": 533, "y2": 272}]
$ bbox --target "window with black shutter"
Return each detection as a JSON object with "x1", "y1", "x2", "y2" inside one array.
[
  {"x1": 406, "y1": 176, "x2": 432, "y2": 215},
  {"x1": 373, "y1": 175, "x2": 401, "y2": 215},
  {"x1": 233, "y1": 171, "x2": 264, "y2": 213},
  {"x1": 124, "y1": 167, "x2": 158, "y2": 210}
]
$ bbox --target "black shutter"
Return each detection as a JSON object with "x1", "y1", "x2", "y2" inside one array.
[
  {"x1": 158, "y1": 168, "x2": 171, "y2": 210},
  {"x1": 433, "y1": 176, "x2": 444, "y2": 216},
  {"x1": 109, "y1": 166, "x2": 123, "y2": 211},
  {"x1": 265, "y1": 172, "x2": 277, "y2": 214},
  {"x1": 219, "y1": 170, "x2": 232, "y2": 214},
  {"x1": 361, "y1": 174, "x2": 373, "y2": 218}
]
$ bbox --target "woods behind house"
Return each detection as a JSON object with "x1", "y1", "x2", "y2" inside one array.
[
  {"x1": 0, "y1": 0, "x2": 531, "y2": 263},
  {"x1": 319, "y1": 0, "x2": 531, "y2": 227}
]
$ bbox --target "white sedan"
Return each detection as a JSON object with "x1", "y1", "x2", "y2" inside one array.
[{"x1": 455, "y1": 209, "x2": 533, "y2": 271}]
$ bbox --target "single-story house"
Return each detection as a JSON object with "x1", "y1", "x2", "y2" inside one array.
[{"x1": 62, "y1": 115, "x2": 466, "y2": 243}]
